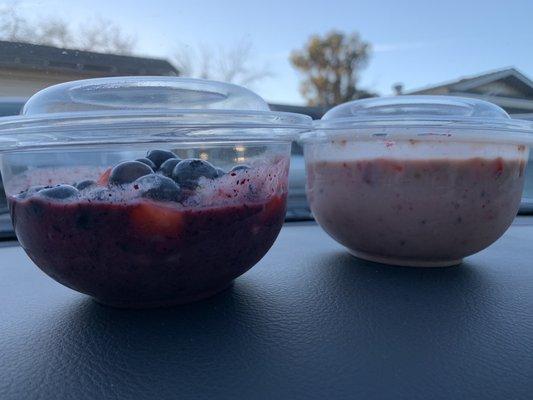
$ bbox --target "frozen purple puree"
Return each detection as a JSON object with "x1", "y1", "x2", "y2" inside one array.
[
  {"x1": 306, "y1": 155, "x2": 527, "y2": 265},
  {"x1": 8, "y1": 153, "x2": 289, "y2": 307}
]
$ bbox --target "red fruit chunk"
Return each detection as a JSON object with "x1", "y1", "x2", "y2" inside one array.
[
  {"x1": 260, "y1": 195, "x2": 285, "y2": 225},
  {"x1": 495, "y1": 158, "x2": 504, "y2": 177},
  {"x1": 130, "y1": 201, "x2": 183, "y2": 236},
  {"x1": 97, "y1": 167, "x2": 112, "y2": 186}
]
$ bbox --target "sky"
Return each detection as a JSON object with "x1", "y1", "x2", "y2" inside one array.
[{"x1": 6, "y1": 0, "x2": 533, "y2": 105}]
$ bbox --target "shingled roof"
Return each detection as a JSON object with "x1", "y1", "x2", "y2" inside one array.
[
  {"x1": 408, "y1": 67, "x2": 533, "y2": 98},
  {"x1": 407, "y1": 67, "x2": 533, "y2": 115},
  {"x1": 0, "y1": 41, "x2": 179, "y2": 76}
]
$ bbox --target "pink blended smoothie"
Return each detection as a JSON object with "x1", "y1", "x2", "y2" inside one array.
[{"x1": 305, "y1": 140, "x2": 528, "y2": 267}]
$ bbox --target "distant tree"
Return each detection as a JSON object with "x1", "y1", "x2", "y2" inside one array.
[
  {"x1": 77, "y1": 17, "x2": 136, "y2": 55},
  {"x1": 0, "y1": 4, "x2": 30, "y2": 41},
  {"x1": 290, "y1": 31, "x2": 375, "y2": 106},
  {"x1": 34, "y1": 17, "x2": 73, "y2": 49},
  {"x1": 392, "y1": 83, "x2": 404, "y2": 95},
  {"x1": 0, "y1": 5, "x2": 136, "y2": 55},
  {"x1": 174, "y1": 39, "x2": 271, "y2": 87}
]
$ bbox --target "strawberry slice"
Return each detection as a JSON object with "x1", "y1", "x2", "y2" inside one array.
[
  {"x1": 260, "y1": 195, "x2": 286, "y2": 225},
  {"x1": 495, "y1": 157, "x2": 504, "y2": 177},
  {"x1": 97, "y1": 167, "x2": 112, "y2": 186},
  {"x1": 130, "y1": 201, "x2": 183, "y2": 236}
]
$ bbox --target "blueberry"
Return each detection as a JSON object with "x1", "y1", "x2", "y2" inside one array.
[
  {"x1": 159, "y1": 158, "x2": 181, "y2": 177},
  {"x1": 230, "y1": 165, "x2": 250, "y2": 173},
  {"x1": 135, "y1": 174, "x2": 183, "y2": 202},
  {"x1": 76, "y1": 180, "x2": 96, "y2": 190},
  {"x1": 17, "y1": 185, "x2": 45, "y2": 199},
  {"x1": 215, "y1": 168, "x2": 226, "y2": 178},
  {"x1": 38, "y1": 185, "x2": 79, "y2": 200},
  {"x1": 146, "y1": 149, "x2": 176, "y2": 169},
  {"x1": 136, "y1": 158, "x2": 156, "y2": 169},
  {"x1": 109, "y1": 161, "x2": 153, "y2": 185},
  {"x1": 172, "y1": 158, "x2": 218, "y2": 189}
]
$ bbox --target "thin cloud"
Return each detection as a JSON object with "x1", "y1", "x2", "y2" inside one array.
[
  {"x1": 266, "y1": 50, "x2": 290, "y2": 61},
  {"x1": 0, "y1": 1, "x2": 43, "y2": 11},
  {"x1": 373, "y1": 41, "x2": 429, "y2": 53}
]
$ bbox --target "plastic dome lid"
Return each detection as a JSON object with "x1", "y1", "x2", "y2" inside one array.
[
  {"x1": 22, "y1": 76, "x2": 272, "y2": 114},
  {"x1": 0, "y1": 77, "x2": 311, "y2": 150},
  {"x1": 306, "y1": 95, "x2": 533, "y2": 144}
]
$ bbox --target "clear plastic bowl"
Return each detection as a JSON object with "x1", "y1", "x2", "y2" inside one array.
[
  {"x1": 302, "y1": 96, "x2": 533, "y2": 267},
  {"x1": 0, "y1": 77, "x2": 311, "y2": 307}
]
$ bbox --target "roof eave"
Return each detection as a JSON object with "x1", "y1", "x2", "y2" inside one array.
[{"x1": 447, "y1": 91, "x2": 533, "y2": 111}]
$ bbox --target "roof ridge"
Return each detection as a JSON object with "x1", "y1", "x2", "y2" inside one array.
[
  {"x1": 0, "y1": 40, "x2": 179, "y2": 76},
  {"x1": 0, "y1": 40, "x2": 170, "y2": 63},
  {"x1": 406, "y1": 67, "x2": 523, "y2": 94}
]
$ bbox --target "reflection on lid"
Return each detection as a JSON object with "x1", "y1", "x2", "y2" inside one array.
[
  {"x1": 322, "y1": 95, "x2": 511, "y2": 121},
  {"x1": 22, "y1": 76, "x2": 270, "y2": 115}
]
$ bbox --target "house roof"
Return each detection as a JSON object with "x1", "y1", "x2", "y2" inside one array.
[
  {"x1": 0, "y1": 41, "x2": 178, "y2": 76},
  {"x1": 407, "y1": 67, "x2": 533, "y2": 97},
  {"x1": 511, "y1": 112, "x2": 533, "y2": 120},
  {"x1": 268, "y1": 103, "x2": 328, "y2": 120},
  {"x1": 406, "y1": 67, "x2": 533, "y2": 114}
]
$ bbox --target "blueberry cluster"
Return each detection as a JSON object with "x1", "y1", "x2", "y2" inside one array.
[{"x1": 17, "y1": 149, "x2": 250, "y2": 203}]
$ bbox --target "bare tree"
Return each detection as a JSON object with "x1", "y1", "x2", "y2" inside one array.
[
  {"x1": 173, "y1": 44, "x2": 206, "y2": 78},
  {"x1": 77, "y1": 17, "x2": 136, "y2": 55},
  {"x1": 0, "y1": 5, "x2": 136, "y2": 55},
  {"x1": 35, "y1": 17, "x2": 73, "y2": 49},
  {"x1": 174, "y1": 39, "x2": 271, "y2": 87},
  {"x1": 0, "y1": 4, "x2": 31, "y2": 41}
]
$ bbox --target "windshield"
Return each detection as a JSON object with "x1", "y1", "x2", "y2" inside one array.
[{"x1": 0, "y1": 1, "x2": 532, "y2": 237}]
